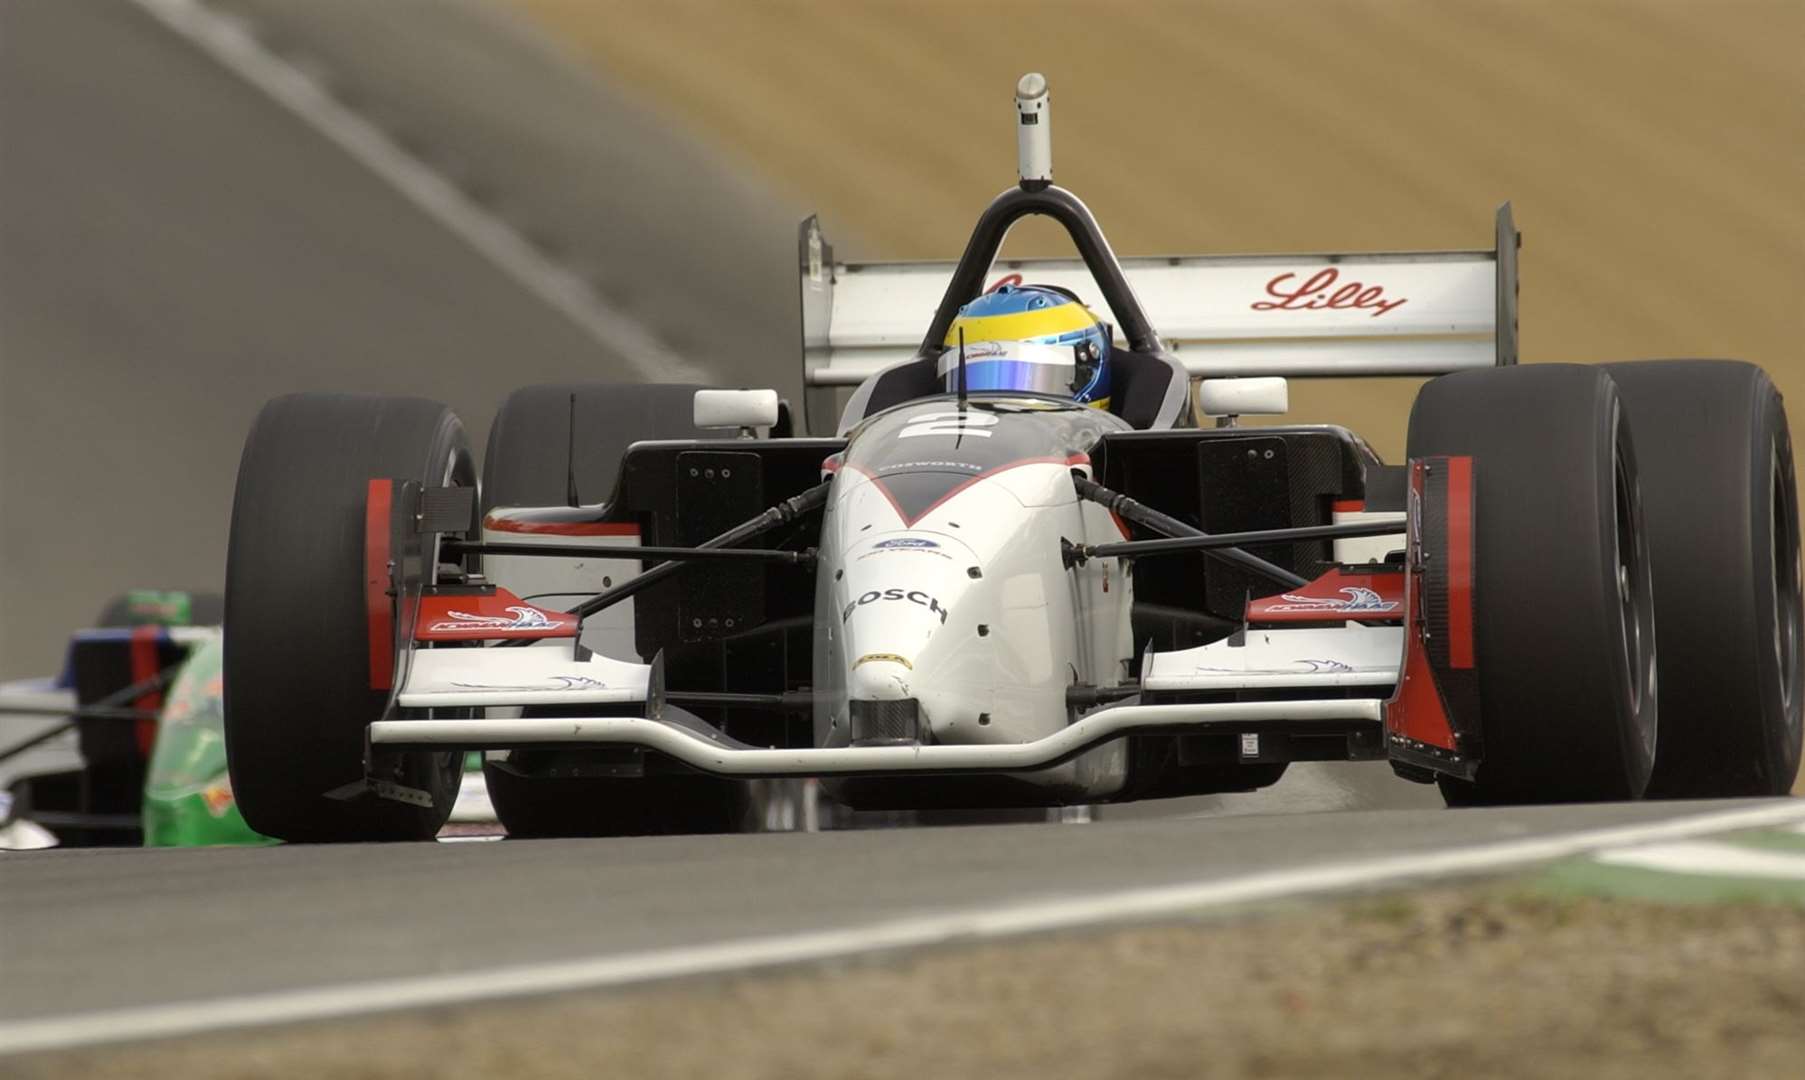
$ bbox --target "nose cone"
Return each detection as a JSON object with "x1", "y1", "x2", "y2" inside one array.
[
  {"x1": 847, "y1": 654, "x2": 914, "y2": 701},
  {"x1": 836, "y1": 530, "x2": 970, "y2": 675},
  {"x1": 836, "y1": 536, "x2": 969, "y2": 680},
  {"x1": 832, "y1": 530, "x2": 999, "y2": 745}
]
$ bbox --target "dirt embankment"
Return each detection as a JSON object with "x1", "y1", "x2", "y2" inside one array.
[{"x1": 19, "y1": 885, "x2": 1805, "y2": 1079}]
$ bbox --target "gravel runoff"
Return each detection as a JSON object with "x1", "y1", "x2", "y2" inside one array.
[{"x1": 13, "y1": 882, "x2": 1805, "y2": 1079}]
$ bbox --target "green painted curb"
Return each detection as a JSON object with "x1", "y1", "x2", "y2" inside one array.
[{"x1": 1533, "y1": 854, "x2": 1805, "y2": 907}]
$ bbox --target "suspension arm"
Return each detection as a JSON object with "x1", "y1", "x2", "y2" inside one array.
[
  {"x1": 1071, "y1": 474, "x2": 1309, "y2": 589},
  {"x1": 563, "y1": 479, "x2": 833, "y2": 623},
  {"x1": 444, "y1": 540, "x2": 813, "y2": 565},
  {"x1": 1076, "y1": 520, "x2": 1404, "y2": 561}
]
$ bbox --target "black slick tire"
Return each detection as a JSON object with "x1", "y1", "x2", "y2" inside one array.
[
  {"x1": 1603, "y1": 360, "x2": 1802, "y2": 797},
  {"x1": 1407, "y1": 364, "x2": 1658, "y2": 804},
  {"x1": 224, "y1": 393, "x2": 474, "y2": 842},
  {"x1": 483, "y1": 383, "x2": 724, "y2": 508},
  {"x1": 480, "y1": 383, "x2": 751, "y2": 838}
]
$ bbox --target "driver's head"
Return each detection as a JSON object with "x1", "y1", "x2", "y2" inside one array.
[{"x1": 939, "y1": 284, "x2": 1112, "y2": 407}]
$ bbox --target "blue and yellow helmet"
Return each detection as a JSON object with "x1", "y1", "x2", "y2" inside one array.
[{"x1": 939, "y1": 284, "x2": 1112, "y2": 407}]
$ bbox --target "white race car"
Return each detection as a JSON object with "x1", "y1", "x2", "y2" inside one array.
[{"x1": 221, "y1": 75, "x2": 1801, "y2": 841}]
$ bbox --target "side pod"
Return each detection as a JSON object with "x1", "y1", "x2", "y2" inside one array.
[{"x1": 1385, "y1": 455, "x2": 1481, "y2": 782}]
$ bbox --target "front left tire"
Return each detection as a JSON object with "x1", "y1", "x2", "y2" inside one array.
[{"x1": 1407, "y1": 364, "x2": 1658, "y2": 805}]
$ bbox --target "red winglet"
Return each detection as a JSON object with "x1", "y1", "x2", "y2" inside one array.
[
  {"x1": 415, "y1": 587, "x2": 579, "y2": 642},
  {"x1": 1383, "y1": 458, "x2": 1466, "y2": 755},
  {"x1": 1246, "y1": 567, "x2": 1405, "y2": 625},
  {"x1": 366, "y1": 479, "x2": 395, "y2": 690},
  {"x1": 1386, "y1": 625, "x2": 1458, "y2": 752}
]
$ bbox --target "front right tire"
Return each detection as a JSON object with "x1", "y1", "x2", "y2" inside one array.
[{"x1": 224, "y1": 393, "x2": 472, "y2": 842}]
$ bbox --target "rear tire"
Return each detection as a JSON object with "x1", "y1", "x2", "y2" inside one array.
[
  {"x1": 1407, "y1": 365, "x2": 1658, "y2": 805},
  {"x1": 480, "y1": 383, "x2": 752, "y2": 838},
  {"x1": 224, "y1": 394, "x2": 473, "y2": 842},
  {"x1": 1604, "y1": 361, "x2": 1802, "y2": 796},
  {"x1": 483, "y1": 382, "x2": 724, "y2": 508}
]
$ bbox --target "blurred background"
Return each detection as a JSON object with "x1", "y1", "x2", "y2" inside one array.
[{"x1": 2, "y1": 0, "x2": 1800, "y2": 680}]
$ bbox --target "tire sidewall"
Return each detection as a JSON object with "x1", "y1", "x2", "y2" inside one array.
[
  {"x1": 1408, "y1": 365, "x2": 1657, "y2": 802},
  {"x1": 1750, "y1": 386, "x2": 1804, "y2": 786},
  {"x1": 224, "y1": 394, "x2": 473, "y2": 841}
]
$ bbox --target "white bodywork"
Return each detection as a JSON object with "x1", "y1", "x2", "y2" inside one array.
[
  {"x1": 1143, "y1": 625, "x2": 1402, "y2": 692},
  {"x1": 810, "y1": 403, "x2": 1136, "y2": 800}
]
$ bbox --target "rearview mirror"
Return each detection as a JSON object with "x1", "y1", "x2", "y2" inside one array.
[
  {"x1": 1198, "y1": 377, "x2": 1289, "y2": 419},
  {"x1": 694, "y1": 389, "x2": 780, "y2": 432}
]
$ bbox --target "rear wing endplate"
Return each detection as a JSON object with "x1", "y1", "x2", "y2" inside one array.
[{"x1": 800, "y1": 206, "x2": 1518, "y2": 431}]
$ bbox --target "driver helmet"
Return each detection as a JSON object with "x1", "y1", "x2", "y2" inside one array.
[{"x1": 939, "y1": 284, "x2": 1112, "y2": 407}]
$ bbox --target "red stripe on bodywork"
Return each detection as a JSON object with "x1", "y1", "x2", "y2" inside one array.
[
  {"x1": 129, "y1": 625, "x2": 163, "y2": 756},
  {"x1": 845, "y1": 456, "x2": 1073, "y2": 528},
  {"x1": 366, "y1": 479, "x2": 394, "y2": 691},
  {"x1": 1331, "y1": 499, "x2": 1365, "y2": 514},
  {"x1": 1446, "y1": 455, "x2": 1475, "y2": 669},
  {"x1": 481, "y1": 515, "x2": 641, "y2": 537}
]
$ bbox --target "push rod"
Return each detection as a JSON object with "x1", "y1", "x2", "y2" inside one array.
[
  {"x1": 564, "y1": 479, "x2": 832, "y2": 623},
  {"x1": 0, "y1": 667, "x2": 174, "y2": 729},
  {"x1": 1080, "y1": 520, "x2": 1405, "y2": 560},
  {"x1": 1071, "y1": 475, "x2": 1309, "y2": 589},
  {"x1": 0, "y1": 720, "x2": 74, "y2": 765},
  {"x1": 444, "y1": 541, "x2": 812, "y2": 565}
]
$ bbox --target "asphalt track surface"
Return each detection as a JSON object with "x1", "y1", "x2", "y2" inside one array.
[{"x1": 3, "y1": 797, "x2": 1802, "y2": 1049}]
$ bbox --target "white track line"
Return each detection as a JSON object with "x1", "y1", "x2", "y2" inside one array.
[
  {"x1": 4, "y1": 800, "x2": 1804, "y2": 1057},
  {"x1": 126, "y1": 0, "x2": 706, "y2": 382},
  {"x1": 1595, "y1": 839, "x2": 1805, "y2": 880}
]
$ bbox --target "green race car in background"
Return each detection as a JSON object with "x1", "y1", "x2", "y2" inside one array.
[
  {"x1": 0, "y1": 589, "x2": 268, "y2": 848},
  {"x1": 2, "y1": 589, "x2": 492, "y2": 849},
  {"x1": 140, "y1": 633, "x2": 272, "y2": 847}
]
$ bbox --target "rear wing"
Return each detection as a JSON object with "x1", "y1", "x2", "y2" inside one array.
[{"x1": 800, "y1": 205, "x2": 1519, "y2": 432}]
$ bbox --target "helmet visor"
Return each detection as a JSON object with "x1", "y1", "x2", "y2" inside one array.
[{"x1": 937, "y1": 341, "x2": 1079, "y2": 397}]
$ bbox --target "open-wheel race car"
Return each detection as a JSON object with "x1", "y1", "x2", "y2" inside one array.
[{"x1": 222, "y1": 74, "x2": 1801, "y2": 842}]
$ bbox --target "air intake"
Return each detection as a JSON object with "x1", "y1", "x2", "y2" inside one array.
[{"x1": 849, "y1": 699, "x2": 921, "y2": 746}]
